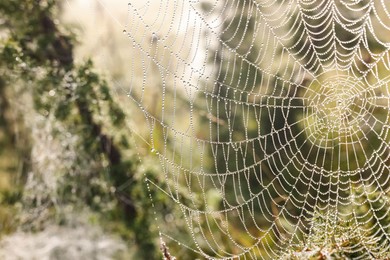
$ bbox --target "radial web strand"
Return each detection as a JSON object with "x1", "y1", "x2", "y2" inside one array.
[{"x1": 124, "y1": 0, "x2": 390, "y2": 258}]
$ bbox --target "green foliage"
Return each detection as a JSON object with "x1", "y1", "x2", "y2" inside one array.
[
  {"x1": 0, "y1": 0, "x2": 172, "y2": 258},
  {"x1": 281, "y1": 188, "x2": 390, "y2": 260},
  {"x1": 196, "y1": 0, "x2": 390, "y2": 258}
]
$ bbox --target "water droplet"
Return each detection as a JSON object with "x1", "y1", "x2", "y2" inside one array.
[{"x1": 48, "y1": 90, "x2": 56, "y2": 97}]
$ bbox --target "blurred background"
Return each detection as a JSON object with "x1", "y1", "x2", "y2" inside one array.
[
  {"x1": 0, "y1": 0, "x2": 168, "y2": 259},
  {"x1": 1, "y1": 0, "x2": 390, "y2": 259}
]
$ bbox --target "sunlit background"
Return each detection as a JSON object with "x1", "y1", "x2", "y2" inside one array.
[{"x1": 1, "y1": 0, "x2": 390, "y2": 259}]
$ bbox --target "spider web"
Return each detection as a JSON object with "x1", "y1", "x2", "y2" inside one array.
[{"x1": 124, "y1": 0, "x2": 390, "y2": 258}]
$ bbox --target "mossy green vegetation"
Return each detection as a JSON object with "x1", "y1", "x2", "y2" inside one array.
[{"x1": 0, "y1": 0, "x2": 176, "y2": 258}]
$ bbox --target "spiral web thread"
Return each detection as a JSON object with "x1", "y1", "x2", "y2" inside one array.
[{"x1": 124, "y1": 0, "x2": 390, "y2": 258}]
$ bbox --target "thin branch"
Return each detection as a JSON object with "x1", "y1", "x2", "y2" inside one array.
[{"x1": 160, "y1": 240, "x2": 176, "y2": 260}]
